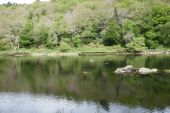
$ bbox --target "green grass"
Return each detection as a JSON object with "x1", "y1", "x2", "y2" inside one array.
[
  {"x1": 0, "y1": 46, "x2": 170, "y2": 56},
  {"x1": 0, "y1": 46, "x2": 124, "y2": 56}
]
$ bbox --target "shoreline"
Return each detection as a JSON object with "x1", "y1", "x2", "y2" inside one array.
[{"x1": 1, "y1": 50, "x2": 170, "y2": 57}]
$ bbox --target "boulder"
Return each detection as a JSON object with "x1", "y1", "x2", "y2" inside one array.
[
  {"x1": 115, "y1": 68, "x2": 126, "y2": 74},
  {"x1": 164, "y1": 69, "x2": 170, "y2": 73},
  {"x1": 138, "y1": 68, "x2": 158, "y2": 75},
  {"x1": 115, "y1": 65, "x2": 134, "y2": 74},
  {"x1": 123, "y1": 65, "x2": 134, "y2": 73}
]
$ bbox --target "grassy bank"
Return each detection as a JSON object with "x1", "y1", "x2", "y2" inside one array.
[
  {"x1": 0, "y1": 46, "x2": 120, "y2": 56},
  {"x1": 1, "y1": 46, "x2": 170, "y2": 57}
]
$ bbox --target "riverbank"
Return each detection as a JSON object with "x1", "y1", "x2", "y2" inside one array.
[{"x1": 1, "y1": 48, "x2": 170, "y2": 57}]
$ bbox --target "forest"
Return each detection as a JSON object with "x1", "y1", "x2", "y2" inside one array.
[{"x1": 0, "y1": 0, "x2": 169, "y2": 52}]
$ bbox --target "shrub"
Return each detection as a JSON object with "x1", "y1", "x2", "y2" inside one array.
[
  {"x1": 102, "y1": 20, "x2": 122, "y2": 46},
  {"x1": 123, "y1": 19, "x2": 139, "y2": 36},
  {"x1": 126, "y1": 37, "x2": 147, "y2": 52},
  {"x1": 19, "y1": 20, "x2": 34, "y2": 48},
  {"x1": 146, "y1": 39, "x2": 159, "y2": 49},
  {"x1": 0, "y1": 41, "x2": 10, "y2": 50},
  {"x1": 59, "y1": 42, "x2": 70, "y2": 52},
  {"x1": 156, "y1": 22, "x2": 170, "y2": 47},
  {"x1": 80, "y1": 30, "x2": 96, "y2": 44},
  {"x1": 72, "y1": 35, "x2": 81, "y2": 47},
  {"x1": 33, "y1": 23, "x2": 49, "y2": 48}
]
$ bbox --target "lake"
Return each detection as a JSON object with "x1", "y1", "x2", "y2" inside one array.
[{"x1": 0, "y1": 55, "x2": 170, "y2": 113}]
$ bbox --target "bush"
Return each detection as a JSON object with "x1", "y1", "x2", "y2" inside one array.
[
  {"x1": 123, "y1": 19, "x2": 139, "y2": 36},
  {"x1": 46, "y1": 39, "x2": 57, "y2": 49},
  {"x1": 0, "y1": 41, "x2": 10, "y2": 50},
  {"x1": 102, "y1": 20, "x2": 122, "y2": 46},
  {"x1": 80, "y1": 30, "x2": 96, "y2": 44},
  {"x1": 33, "y1": 24, "x2": 49, "y2": 48},
  {"x1": 156, "y1": 22, "x2": 170, "y2": 47},
  {"x1": 146, "y1": 39, "x2": 159, "y2": 49},
  {"x1": 126, "y1": 37, "x2": 147, "y2": 52},
  {"x1": 72, "y1": 35, "x2": 81, "y2": 47},
  {"x1": 145, "y1": 30, "x2": 159, "y2": 49},
  {"x1": 59, "y1": 42, "x2": 70, "y2": 52},
  {"x1": 19, "y1": 20, "x2": 34, "y2": 48}
]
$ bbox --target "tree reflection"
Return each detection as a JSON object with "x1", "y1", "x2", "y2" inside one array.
[{"x1": 0, "y1": 55, "x2": 170, "y2": 110}]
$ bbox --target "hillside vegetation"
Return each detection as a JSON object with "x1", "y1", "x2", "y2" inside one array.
[{"x1": 0, "y1": 0, "x2": 169, "y2": 52}]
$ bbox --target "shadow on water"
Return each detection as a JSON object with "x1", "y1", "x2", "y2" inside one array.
[{"x1": 0, "y1": 55, "x2": 170, "y2": 113}]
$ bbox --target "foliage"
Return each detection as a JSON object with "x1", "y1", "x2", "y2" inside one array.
[
  {"x1": 33, "y1": 23, "x2": 49, "y2": 48},
  {"x1": 156, "y1": 22, "x2": 170, "y2": 47},
  {"x1": 126, "y1": 37, "x2": 147, "y2": 52},
  {"x1": 19, "y1": 20, "x2": 34, "y2": 48},
  {"x1": 141, "y1": 4, "x2": 170, "y2": 49},
  {"x1": 0, "y1": 40, "x2": 10, "y2": 50},
  {"x1": 102, "y1": 19, "x2": 122, "y2": 46},
  {"x1": 72, "y1": 35, "x2": 81, "y2": 47},
  {"x1": 0, "y1": 0, "x2": 169, "y2": 51},
  {"x1": 59, "y1": 42, "x2": 70, "y2": 52}
]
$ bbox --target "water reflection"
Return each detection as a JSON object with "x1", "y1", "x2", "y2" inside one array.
[
  {"x1": 0, "y1": 55, "x2": 170, "y2": 113},
  {"x1": 0, "y1": 92, "x2": 170, "y2": 113}
]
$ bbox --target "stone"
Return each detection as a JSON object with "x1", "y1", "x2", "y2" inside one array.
[
  {"x1": 123, "y1": 65, "x2": 134, "y2": 73},
  {"x1": 138, "y1": 68, "x2": 158, "y2": 75},
  {"x1": 89, "y1": 59, "x2": 94, "y2": 62},
  {"x1": 115, "y1": 65, "x2": 158, "y2": 75},
  {"x1": 164, "y1": 69, "x2": 170, "y2": 73},
  {"x1": 115, "y1": 65, "x2": 134, "y2": 74}
]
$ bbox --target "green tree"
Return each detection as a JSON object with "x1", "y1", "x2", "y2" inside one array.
[
  {"x1": 141, "y1": 4, "x2": 170, "y2": 49},
  {"x1": 102, "y1": 19, "x2": 122, "y2": 46},
  {"x1": 156, "y1": 22, "x2": 170, "y2": 47},
  {"x1": 19, "y1": 20, "x2": 34, "y2": 48},
  {"x1": 72, "y1": 35, "x2": 81, "y2": 47}
]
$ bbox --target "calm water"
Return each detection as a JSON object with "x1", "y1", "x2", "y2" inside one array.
[{"x1": 0, "y1": 55, "x2": 170, "y2": 113}]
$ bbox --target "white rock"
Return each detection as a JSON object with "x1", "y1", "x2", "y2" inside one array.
[
  {"x1": 90, "y1": 59, "x2": 94, "y2": 62},
  {"x1": 151, "y1": 69, "x2": 158, "y2": 73},
  {"x1": 115, "y1": 65, "x2": 134, "y2": 74},
  {"x1": 123, "y1": 65, "x2": 134, "y2": 73},
  {"x1": 139, "y1": 68, "x2": 158, "y2": 75},
  {"x1": 115, "y1": 68, "x2": 126, "y2": 74}
]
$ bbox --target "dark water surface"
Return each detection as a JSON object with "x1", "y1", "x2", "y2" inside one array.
[{"x1": 0, "y1": 55, "x2": 170, "y2": 113}]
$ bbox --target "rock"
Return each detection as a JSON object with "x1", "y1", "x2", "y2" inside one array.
[
  {"x1": 89, "y1": 59, "x2": 94, "y2": 62},
  {"x1": 115, "y1": 68, "x2": 126, "y2": 74},
  {"x1": 115, "y1": 65, "x2": 134, "y2": 74},
  {"x1": 138, "y1": 68, "x2": 158, "y2": 75},
  {"x1": 83, "y1": 71, "x2": 88, "y2": 74},
  {"x1": 164, "y1": 69, "x2": 170, "y2": 73},
  {"x1": 152, "y1": 69, "x2": 158, "y2": 73},
  {"x1": 115, "y1": 65, "x2": 158, "y2": 75},
  {"x1": 123, "y1": 65, "x2": 134, "y2": 73}
]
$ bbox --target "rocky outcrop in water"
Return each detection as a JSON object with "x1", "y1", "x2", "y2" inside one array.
[{"x1": 115, "y1": 65, "x2": 158, "y2": 75}]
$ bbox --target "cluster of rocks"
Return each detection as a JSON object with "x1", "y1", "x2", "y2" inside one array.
[{"x1": 115, "y1": 65, "x2": 158, "y2": 75}]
